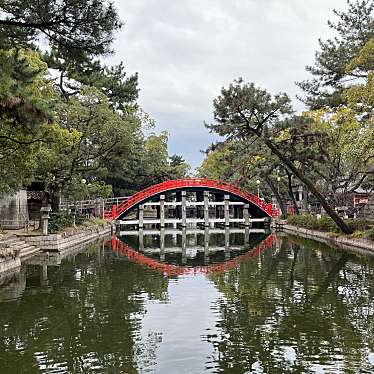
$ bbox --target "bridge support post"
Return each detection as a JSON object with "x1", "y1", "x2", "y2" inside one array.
[
  {"x1": 138, "y1": 204, "x2": 144, "y2": 229},
  {"x1": 181, "y1": 227, "x2": 187, "y2": 264},
  {"x1": 138, "y1": 228, "x2": 144, "y2": 251},
  {"x1": 204, "y1": 191, "x2": 209, "y2": 227},
  {"x1": 243, "y1": 204, "x2": 250, "y2": 227},
  {"x1": 224, "y1": 195, "x2": 230, "y2": 227},
  {"x1": 160, "y1": 195, "x2": 165, "y2": 228},
  {"x1": 225, "y1": 227, "x2": 230, "y2": 260},
  {"x1": 181, "y1": 191, "x2": 187, "y2": 227},
  {"x1": 245, "y1": 226, "x2": 250, "y2": 245},
  {"x1": 204, "y1": 227, "x2": 210, "y2": 263},
  {"x1": 40, "y1": 265, "x2": 48, "y2": 287},
  {"x1": 160, "y1": 228, "x2": 165, "y2": 261}
]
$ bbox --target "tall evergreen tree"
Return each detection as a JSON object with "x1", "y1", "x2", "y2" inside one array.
[{"x1": 297, "y1": 0, "x2": 374, "y2": 109}]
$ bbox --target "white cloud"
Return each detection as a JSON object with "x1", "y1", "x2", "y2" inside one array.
[{"x1": 107, "y1": 0, "x2": 346, "y2": 168}]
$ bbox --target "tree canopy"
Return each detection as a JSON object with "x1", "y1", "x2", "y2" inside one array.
[{"x1": 0, "y1": 0, "x2": 189, "y2": 202}]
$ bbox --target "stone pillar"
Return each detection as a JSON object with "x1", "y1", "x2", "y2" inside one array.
[
  {"x1": 138, "y1": 228, "x2": 144, "y2": 252},
  {"x1": 181, "y1": 191, "x2": 187, "y2": 227},
  {"x1": 40, "y1": 206, "x2": 52, "y2": 235},
  {"x1": 224, "y1": 195, "x2": 230, "y2": 227},
  {"x1": 176, "y1": 191, "x2": 182, "y2": 219},
  {"x1": 40, "y1": 265, "x2": 48, "y2": 286},
  {"x1": 204, "y1": 191, "x2": 209, "y2": 227},
  {"x1": 160, "y1": 195, "x2": 165, "y2": 228},
  {"x1": 243, "y1": 204, "x2": 250, "y2": 227},
  {"x1": 204, "y1": 227, "x2": 210, "y2": 263},
  {"x1": 181, "y1": 227, "x2": 187, "y2": 264},
  {"x1": 138, "y1": 204, "x2": 144, "y2": 229},
  {"x1": 160, "y1": 228, "x2": 165, "y2": 262},
  {"x1": 94, "y1": 198, "x2": 102, "y2": 218},
  {"x1": 245, "y1": 226, "x2": 250, "y2": 245},
  {"x1": 225, "y1": 227, "x2": 230, "y2": 260}
]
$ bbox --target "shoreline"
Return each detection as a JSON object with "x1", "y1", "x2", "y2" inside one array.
[
  {"x1": 18, "y1": 222, "x2": 114, "y2": 252},
  {"x1": 282, "y1": 224, "x2": 374, "y2": 256}
]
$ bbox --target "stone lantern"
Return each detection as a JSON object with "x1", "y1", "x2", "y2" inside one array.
[{"x1": 40, "y1": 205, "x2": 52, "y2": 235}]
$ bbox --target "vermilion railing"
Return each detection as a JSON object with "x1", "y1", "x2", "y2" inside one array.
[
  {"x1": 108, "y1": 234, "x2": 274, "y2": 276},
  {"x1": 104, "y1": 178, "x2": 274, "y2": 220}
]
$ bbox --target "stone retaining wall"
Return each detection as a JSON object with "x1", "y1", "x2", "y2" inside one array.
[
  {"x1": 283, "y1": 224, "x2": 374, "y2": 254},
  {"x1": 0, "y1": 257, "x2": 21, "y2": 274},
  {"x1": 21, "y1": 224, "x2": 113, "y2": 252}
]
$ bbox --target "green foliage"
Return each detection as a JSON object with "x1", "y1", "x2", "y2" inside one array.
[
  {"x1": 288, "y1": 214, "x2": 374, "y2": 235},
  {"x1": 364, "y1": 229, "x2": 374, "y2": 240},
  {"x1": 48, "y1": 213, "x2": 87, "y2": 233},
  {"x1": 288, "y1": 214, "x2": 339, "y2": 232},
  {"x1": 35, "y1": 85, "x2": 138, "y2": 198},
  {"x1": 0, "y1": 0, "x2": 122, "y2": 60},
  {"x1": 207, "y1": 78, "x2": 292, "y2": 138},
  {"x1": 297, "y1": 0, "x2": 374, "y2": 109},
  {"x1": 201, "y1": 2, "x2": 374, "y2": 235},
  {"x1": 0, "y1": 48, "x2": 53, "y2": 194},
  {"x1": 346, "y1": 219, "x2": 374, "y2": 232},
  {"x1": 0, "y1": 0, "x2": 190, "y2": 201},
  {"x1": 350, "y1": 231, "x2": 365, "y2": 238},
  {"x1": 107, "y1": 131, "x2": 190, "y2": 196}
]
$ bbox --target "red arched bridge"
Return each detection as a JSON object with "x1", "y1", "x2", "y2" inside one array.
[{"x1": 103, "y1": 178, "x2": 275, "y2": 224}]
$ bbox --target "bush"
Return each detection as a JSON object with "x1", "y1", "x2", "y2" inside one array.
[
  {"x1": 288, "y1": 214, "x2": 374, "y2": 238},
  {"x1": 346, "y1": 218, "x2": 374, "y2": 232},
  {"x1": 350, "y1": 231, "x2": 365, "y2": 238},
  {"x1": 48, "y1": 213, "x2": 88, "y2": 233},
  {"x1": 287, "y1": 214, "x2": 338, "y2": 232},
  {"x1": 364, "y1": 229, "x2": 374, "y2": 240}
]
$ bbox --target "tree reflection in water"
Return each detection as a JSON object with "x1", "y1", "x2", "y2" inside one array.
[
  {"x1": 0, "y1": 241, "x2": 169, "y2": 374},
  {"x1": 205, "y1": 235, "x2": 374, "y2": 373},
  {"x1": 0, "y1": 233, "x2": 373, "y2": 373}
]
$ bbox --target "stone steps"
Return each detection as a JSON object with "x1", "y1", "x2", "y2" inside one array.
[{"x1": 0, "y1": 236, "x2": 40, "y2": 261}]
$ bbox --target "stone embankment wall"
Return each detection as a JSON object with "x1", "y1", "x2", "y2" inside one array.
[
  {"x1": 0, "y1": 257, "x2": 21, "y2": 274},
  {"x1": 283, "y1": 224, "x2": 374, "y2": 255},
  {"x1": 0, "y1": 246, "x2": 21, "y2": 274},
  {"x1": 22, "y1": 223, "x2": 113, "y2": 252}
]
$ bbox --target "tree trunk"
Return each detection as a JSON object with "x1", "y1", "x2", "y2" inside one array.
[
  {"x1": 264, "y1": 175, "x2": 287, "y2": 217},
  {"x1": 263, "y1": 138, "x2": 353, "y2": 234},
  {"x1": 50, "y1": 188, "x2": 62, "y2": 212},
  {"x1": 285, "y1": 169, "x2": 300, "y2": 215}
]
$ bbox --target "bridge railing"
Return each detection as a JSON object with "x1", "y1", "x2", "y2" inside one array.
[{"x1": 61, "y1": 196, "x2": 129, "y2": 215}]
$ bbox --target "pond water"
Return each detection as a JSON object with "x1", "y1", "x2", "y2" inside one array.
[{"x1": 0, "y1": 230, "x2": 374, "y2": 373}]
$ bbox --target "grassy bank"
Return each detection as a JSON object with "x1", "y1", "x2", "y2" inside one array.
[{"x1": 287, "y1": 214, "x2": 374, "y2": 241}]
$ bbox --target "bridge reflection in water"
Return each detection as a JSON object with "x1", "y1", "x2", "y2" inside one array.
[{"x1": 110, "y1": 228, "x2": 275, "y2": 276}]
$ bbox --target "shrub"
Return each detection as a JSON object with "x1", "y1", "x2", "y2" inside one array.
[
  {"x1": 364, "y1": 229, "x2": 374, "y2": 240},
  {"x1": 317, "y1": 215, "x2": 339, "y2": 232},
  {"x1": 350, "y1": 231, "x2": 365, "y2": 238},
  {"x1": 288, "y1": 214, "x2": 374, "y2": 235},
  {"x1": 48, "y1": 213, "x2": 88, "y2": 233},
  {"x1": 287, "y1": 214, "x2": 338, "y2": 232},
  {"x1": 346, "y1": 219, "x2": 374, "y2": 232}
]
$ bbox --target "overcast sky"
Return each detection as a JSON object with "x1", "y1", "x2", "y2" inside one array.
[{"x1": 107, "y1": 0, "x2": 345, "y2": 169}]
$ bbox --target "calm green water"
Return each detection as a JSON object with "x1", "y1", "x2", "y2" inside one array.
[{"x1": 0, "y1": 231, "x2": 374, "y2": 373}]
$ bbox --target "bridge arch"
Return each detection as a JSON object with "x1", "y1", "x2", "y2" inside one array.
[{"x1": 105, "y1": 178, "x2": 273, "y2": 220}]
